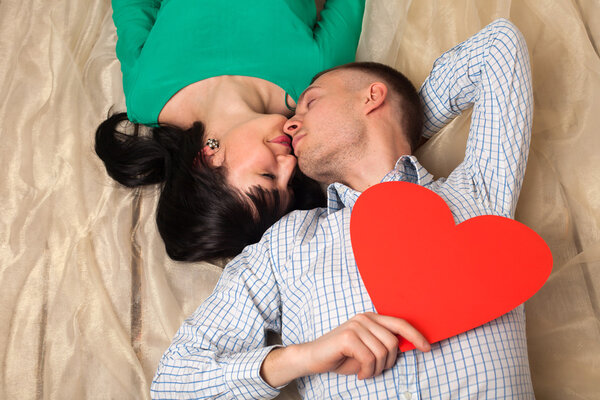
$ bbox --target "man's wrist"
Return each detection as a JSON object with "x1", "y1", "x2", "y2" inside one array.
[{"x1": 260, "y1": 344, "x2": 309, "y2": 388}]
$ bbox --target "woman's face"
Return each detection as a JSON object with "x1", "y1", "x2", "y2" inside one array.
[{"x1": 207, "y1": 114, "x2": 297, "y2": 205}]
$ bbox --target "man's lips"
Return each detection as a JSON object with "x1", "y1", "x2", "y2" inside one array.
[{"x1": 292, "y1": 133, "x2": 305, "y2": 149}]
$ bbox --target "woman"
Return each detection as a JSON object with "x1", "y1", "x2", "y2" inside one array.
[{"x1": 96, "y1": 0, "x2": 365, "y2": 262}]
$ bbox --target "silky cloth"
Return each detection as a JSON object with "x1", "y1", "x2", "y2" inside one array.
[{"x1": 0, "y1": 0, "x2": 599, "y2": 399}]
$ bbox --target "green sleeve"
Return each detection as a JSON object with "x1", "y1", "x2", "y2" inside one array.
[
  {"x1": 111, "y1": 0, "x2": 162, "y2": 91},
  {"x1": 314, "y1": 0, "x2": 366, "y2": 66}
]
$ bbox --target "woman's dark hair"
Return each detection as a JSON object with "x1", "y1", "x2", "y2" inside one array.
[{"x1": 95, "y1": 112, "x2": 325, "y2": 262}]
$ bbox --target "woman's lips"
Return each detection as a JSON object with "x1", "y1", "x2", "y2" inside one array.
[{"x1": 270, "y1": 135, "x2": 292, "y2": 148}]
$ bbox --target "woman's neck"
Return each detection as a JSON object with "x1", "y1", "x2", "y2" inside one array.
[{"x1": 158, "y1": 76, "x2": 294, "y2": 130}]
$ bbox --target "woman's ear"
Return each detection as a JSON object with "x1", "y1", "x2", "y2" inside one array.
[
  {"x1": 201, "y1": 145, "x2": 217, "y2": 157},
  {"x1": 201, "y1": 145, "x2": 224, "y2": 167},
  {"x1": 363, "y1": 82, "x2": 388, "y2": 115}
]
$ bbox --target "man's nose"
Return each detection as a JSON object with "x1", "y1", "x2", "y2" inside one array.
[{"x1": 283, "y1": 118, "x2": 302, "y2": 136}]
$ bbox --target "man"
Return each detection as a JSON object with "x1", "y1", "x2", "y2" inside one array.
[{"x1": 151, "y1": 19, "x2": 534, "y2": 399}]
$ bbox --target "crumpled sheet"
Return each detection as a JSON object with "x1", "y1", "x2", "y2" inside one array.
[{"x1": 0, "y1": 0, "x2": 598, "y2": 398}]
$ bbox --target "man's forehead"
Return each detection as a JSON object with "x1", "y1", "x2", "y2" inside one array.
[
  {"x1": 313, "y1": 68, "x2": 354, "y2": 85},
  {"x1": 312, "y1": 69, "x2": 374, "y2": 96},
  {"x1": 301, "y1": 70, "x2": 355, "y2": 100},
  {"x1": 298, "y1": 71, "x2": 344, "y2": 103}
]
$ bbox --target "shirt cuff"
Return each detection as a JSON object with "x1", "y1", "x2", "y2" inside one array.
[{"x1": 222, "y1": 345, "x2": 284, "y2": 399}]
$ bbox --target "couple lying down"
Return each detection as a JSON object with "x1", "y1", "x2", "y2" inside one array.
[
  {"x1": 94, "y1": 2, "x2": 534, "y2": 397},
  {"x1": 146, "y1": 20, "x2": 533, "y2": 399}
]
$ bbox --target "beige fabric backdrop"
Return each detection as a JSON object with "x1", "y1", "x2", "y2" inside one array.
[{"x1": 0, "y1": 0, "x2": 598, "y2": 398}]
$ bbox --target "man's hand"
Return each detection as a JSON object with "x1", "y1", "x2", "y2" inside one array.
[{"x1": 260, "y1": 313, "x2": 430, "y2": 387}]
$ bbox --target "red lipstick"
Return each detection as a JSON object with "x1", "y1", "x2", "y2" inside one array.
[{"x1": 270, "y1": 135, "x2": 292, "y2": 147}]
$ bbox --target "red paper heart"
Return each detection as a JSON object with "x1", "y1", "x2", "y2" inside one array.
[{"x1": 350, "y1": 182, "x2": 552, "y2": 351}]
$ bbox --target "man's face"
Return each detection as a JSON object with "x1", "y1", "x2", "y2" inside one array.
[{"x1": 283, "y1": 70, "x2": 368, "y2": 184}]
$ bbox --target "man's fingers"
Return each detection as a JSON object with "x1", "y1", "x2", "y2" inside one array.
[
  {"x1": 365, "y1": 313, "x2": 431, "y2": 352},
  {"x1": 351, "y1": 314, "x2": 399, "y2": 370},
  {"x1": 313, "y1": 313, "x2": 430, "y2": 381},
  {"x1": 341, "y1": 321, "x2": 388, "y2": 378}
]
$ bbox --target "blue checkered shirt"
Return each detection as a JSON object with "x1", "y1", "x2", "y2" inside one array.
[{"x1": 152, "y1": 19, "x2": 534, "y2": 399}]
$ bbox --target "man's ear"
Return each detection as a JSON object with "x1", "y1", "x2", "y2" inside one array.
[{"x1": 363, "y1": 82, "x2": 388, "y2": 115}]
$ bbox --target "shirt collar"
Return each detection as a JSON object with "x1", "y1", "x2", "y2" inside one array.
[{"x1": 325, "y1": 155, "x2": 434, "y2": 213}]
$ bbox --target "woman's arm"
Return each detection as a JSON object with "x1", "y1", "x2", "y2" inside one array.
[
  {"x1": 111, "y1": 0, "x2": 162, "y2": 90},
  {"x1": 314, "y1": 0, "x2": 366, "y2": 67}
]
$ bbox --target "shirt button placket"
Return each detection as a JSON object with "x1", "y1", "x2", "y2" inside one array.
[
  {"x1": 404, "y1": 349, "x2": 419, "y2": 400},
  {"x1": 394, "y1": 348, "x2": 419, "y2": 400}
]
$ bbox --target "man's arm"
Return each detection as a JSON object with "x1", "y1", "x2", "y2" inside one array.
[
  {"x1": 420, "y1": 19, "x2": 533, "y2": 217},
  {"x1": 151, "y1": 217, "x2": 430, "y2": 398},
  {"x1": 260, "y1": 312, "x2": 431, "y2": 387},
  {"x1": 150, "y1": 238, "x2": 284, "y2": 400}
]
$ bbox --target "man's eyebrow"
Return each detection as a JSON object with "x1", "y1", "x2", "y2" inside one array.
[{"x1": 298, "y1": 85, "x2": 320, "y2": 105}]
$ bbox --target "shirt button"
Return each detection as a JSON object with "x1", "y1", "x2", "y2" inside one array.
[{"x1": 403, "y1": 392, "x2": 412, "y2": 400}]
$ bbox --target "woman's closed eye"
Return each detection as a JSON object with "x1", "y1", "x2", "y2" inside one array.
[{"x1": 261, "y1": 173, "x2": 276, "y2": 180}]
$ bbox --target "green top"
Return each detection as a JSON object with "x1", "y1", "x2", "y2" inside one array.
[{"x1": 112, "y1": 0, "x2": 365, "y2": 125}]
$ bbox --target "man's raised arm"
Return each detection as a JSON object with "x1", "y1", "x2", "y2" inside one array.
[{"x1": 419, "y1": 19, "x2": 533, "y2": 217}]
